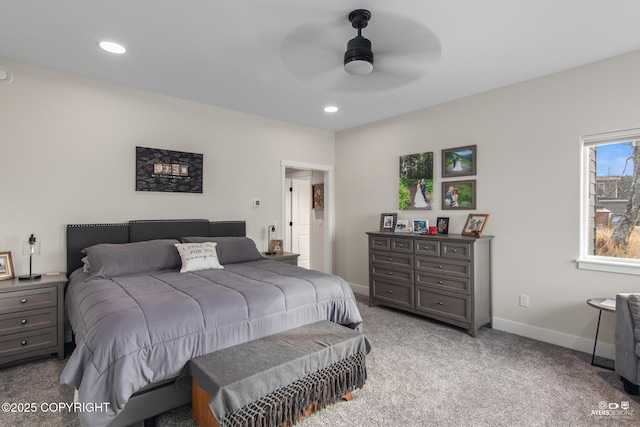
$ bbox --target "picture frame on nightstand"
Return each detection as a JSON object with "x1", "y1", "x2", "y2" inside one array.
[
  {"x1": 0, "y1": 252, "x2": 14, "y2": 281},
  {"x1": 269, "y1": 239, "x2": 284, "y2": 254}
]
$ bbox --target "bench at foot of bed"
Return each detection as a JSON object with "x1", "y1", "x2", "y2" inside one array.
[{"x1": 189, "y1": 320, "x2": 370, "y2": 427}]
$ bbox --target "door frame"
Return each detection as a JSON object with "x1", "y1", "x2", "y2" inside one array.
[{"x1": 280, "y1": 160, "x2": 334, "y2": 273}]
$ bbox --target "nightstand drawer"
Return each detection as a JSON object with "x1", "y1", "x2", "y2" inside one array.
[
  {"x1": 0, "y1": 308, "x2": 57, "y2": 335},
  {"x1": 371, "y1": 279, "x2": 413, "y2": 308},
  {"x1": 415, "y1": 288, "x2": 470, "y2": 323},
  {"x1": 0, "y1": 327, "x2": 57, "y2": 360},
  {"x1": 371, "y1": 251, "x2": 413, "y2": 269},
  {"x1": 415, "y1": 257, "x2": 471, "y2": 278},
  {"x1": 415, "y1": 273, "x2": 471, "y2": 295},
  {"x1": 0, "y1": 287, "x2": 57, "y2": 315}
]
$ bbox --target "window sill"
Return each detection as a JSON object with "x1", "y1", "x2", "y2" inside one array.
[{"x1": 577, "y1": 257, "x2": 640, "y2": 276}]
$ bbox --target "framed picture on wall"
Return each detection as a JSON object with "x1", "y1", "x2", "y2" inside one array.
[
  {"x1": 380, "y1": 213, "x2": 397, "y2": 232},
  {"x1": 462, "y1": 214, "x2": 490, "y2": 237},
  {"x1": 441, "y1": 180, "x2": 476, "y2": 210},
  {"x1": 442, "y1": 145, "x2": 476, "y2": 178},
  {"x1": 0, "y1": 251, "x2": 15, "y2": 281},
  {"x1": 312, "y1": 183, "x2": 324, "y2": 210}
]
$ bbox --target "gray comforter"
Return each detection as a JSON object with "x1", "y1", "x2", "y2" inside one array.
[{"x1": 60, "y1": 260, "x2": 362, "y2": 427}]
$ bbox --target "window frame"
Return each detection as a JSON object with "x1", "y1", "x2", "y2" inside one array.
[{"x1": 578, "y1": 128, "x2": 640, "y2": 276}]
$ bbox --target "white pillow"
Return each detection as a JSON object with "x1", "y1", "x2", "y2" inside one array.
[{"x1": 174, "y1": 242, "x2": 223, "y2": 273}]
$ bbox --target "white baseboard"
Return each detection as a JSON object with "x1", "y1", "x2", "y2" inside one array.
[
  {"x1": 349, "y1": 282, "x2": 369, "y2": 296},
  {"x1": 346, "y1": 282, "x2": 613, "y2": 360},
  {"x1": 492, "y1": 317, "x2": 614, "y2": 360}
]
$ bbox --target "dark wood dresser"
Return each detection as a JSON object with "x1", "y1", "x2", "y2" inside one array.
[{"x1": 367, "y1": 231, "x2": 492, "y2": 337}]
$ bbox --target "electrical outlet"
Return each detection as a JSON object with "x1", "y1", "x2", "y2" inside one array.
[{"x1": 519, "y1": 294, "x2": 529, "y2": 307}]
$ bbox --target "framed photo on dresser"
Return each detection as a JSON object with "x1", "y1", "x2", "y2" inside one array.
[{"x1": 0, "y1": 252, "x2": 15, "y2": 281}]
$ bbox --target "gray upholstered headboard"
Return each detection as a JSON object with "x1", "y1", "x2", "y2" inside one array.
[{"x1": 66, "y1": 219, "x2": 246, "y2": 274}]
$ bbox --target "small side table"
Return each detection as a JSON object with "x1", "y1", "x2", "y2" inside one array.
[
  {"x1": 262, "y1": 252, "x2": 300, "y2": 266},
  {"x1": 586, "y1": 298, "x2": 616, "y2": 370}
]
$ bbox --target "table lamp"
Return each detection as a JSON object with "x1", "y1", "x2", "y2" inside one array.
[{"x1": 19, "y1": 233, "x2": 41, "y2": 280}]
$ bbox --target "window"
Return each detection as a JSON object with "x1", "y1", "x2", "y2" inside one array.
[{"x1": 579, "y1": 129, "x2": 640, "y2": 275}]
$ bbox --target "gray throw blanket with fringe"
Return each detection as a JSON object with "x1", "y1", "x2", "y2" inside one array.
[{"x1": 189, "y1": 320, "x2": 371, "y2": 426}]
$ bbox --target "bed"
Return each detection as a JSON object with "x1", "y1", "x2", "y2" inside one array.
[{"x1": 59, "y1": 219, "x2": 363, "y2": 427}]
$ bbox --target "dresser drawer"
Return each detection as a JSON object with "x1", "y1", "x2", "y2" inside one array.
[
  {"x1": 370, "y1": 236, "x2": 390, "y2": 251},
  {"x1": 415, "y1": 257, "x2": 471, "y2": 278},
  {"x1": 371, "y1": 251, "x2": 413, "y2": 269},
  {"x1": 442, "y1": 241, "x2": 472, "y2": 260},
  {"x1": 415, "y1": 273, "x2": 471, "y2": 295},
  {"x1": 371, "y1": 264, "x2": 414, "y2": 284},
  {"x1": 415, "y1": 239, "x2": 440, "y2": 256},
  {"x1": 0, "y1": 327, "x2": 57, "y2": 360},
  {"x1": 415, "y1": 288, "x2": 470, "y2": 323},
  {"x1": 371, "y1": 279, "x2": 413, "y2": 308},
  {"x1": 0, "y1": 307, "x2": 57, "y2": 335},
  {"x1": 0, "y1": 287, "x2": 57, "y2": 315},
  {"x1": 390, "y1": 238, "x2": 413, "y2": 253}
]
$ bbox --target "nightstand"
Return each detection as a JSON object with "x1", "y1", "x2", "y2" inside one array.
[
  {"x1": 0, "y1": 273, "x2": 67, "y2": 367},
  {"x1": 262, "y1": 252, "x2": 300, "y2": 266}
]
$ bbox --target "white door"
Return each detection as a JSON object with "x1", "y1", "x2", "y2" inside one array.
[{"x1": 290, "y1": 178, "x2": 311, "y2": 269}]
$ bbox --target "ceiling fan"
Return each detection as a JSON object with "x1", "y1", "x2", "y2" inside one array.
[{"x1": 280, "y1": 9, "x2": 441, "y2": 93}]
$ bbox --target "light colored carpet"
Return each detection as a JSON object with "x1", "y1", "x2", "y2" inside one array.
[{"x1": 1, "y1": 294, "x2": 638, "y2": 426}]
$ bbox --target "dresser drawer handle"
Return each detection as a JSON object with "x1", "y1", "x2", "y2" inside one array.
[
  {"x1": 20, "y1": 298, "x2": 28, "y2": 304},
  {"x1": 398, "y1": 244, "x2": 404, "y2": 247},
  {"x1": 21, "y1": 319, "x2": 28, "y2": 325},
  {"x1": 388, "y1": 290, "x2": 393, "y2": 294},
  {"x1": 388, "y1": 272, "x2": 393, "y2": 275},
  {"x1": 438, "y1": 280, "x2": 443, "y2": 284},
  {"x1": 438, "y1": 265, "x2": 443, "y2": 269},
  {"x1": 21, "y1": 340, "x2": 28, "y2": 346},
  {"x1": 376, "y1": 242, "x2": 383, "y2": 246},
  {"x1": 388, "y1": 258, "x2": 393, "y2": 262},
  {"x1": 452, "y1": 249, "x2": 458, "y2": 253},
  {"x1": 438, "y1": 302, "x2": 444, "y2": 305}
]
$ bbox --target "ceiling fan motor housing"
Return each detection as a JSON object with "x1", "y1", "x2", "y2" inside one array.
[{"x1": 344, "y1": 9, "x2": 374, "y2": 75}]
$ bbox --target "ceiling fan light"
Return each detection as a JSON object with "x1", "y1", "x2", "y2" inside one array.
[
  {"x1": 344, "y1": 35, "x2": 374, "y2": 75},
  {"x1": 344, "y1": 59, "x2": 373, "y2": 76}
]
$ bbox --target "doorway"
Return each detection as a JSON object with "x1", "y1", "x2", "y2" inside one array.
[{"x1": 281, "y1": 160, "x2": 334, "y2": 273}]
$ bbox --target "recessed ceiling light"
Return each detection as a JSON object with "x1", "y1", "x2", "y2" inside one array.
[
  {"x1": 324, "y1": 106, "x2": 338, "y2": 113},
  {"x1": 98, "y1": 41, "x2": 126, "y2": 54},
  {"x1": 0, "y1": 65, "x2": 14, "y2": 85}
]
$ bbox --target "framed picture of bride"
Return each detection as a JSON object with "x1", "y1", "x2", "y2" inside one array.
[
  {"x1": 399, "y1": 151, "x2": 433, "y2": 210},
  {"x1": 441, "y1": 180, "x2": 476, "y2": 210},
  {"x1": 442, "y1": 145, "x2": 476, "y2": 178}
]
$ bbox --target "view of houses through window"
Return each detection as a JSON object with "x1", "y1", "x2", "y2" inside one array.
[{"x1": 586, "y1": 135, "x2": 640, "y2": 261}]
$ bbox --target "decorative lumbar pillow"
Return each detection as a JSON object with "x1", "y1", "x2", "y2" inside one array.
[
  {"x1": 82, "y1": 239, "x2": 182, "y2": 280},
  {"x1": 175, "y1": 242, "x2": 223, "y2": 273},
  {"x1": 181, "y1": 236, "x2": 264, "y2": 265}
]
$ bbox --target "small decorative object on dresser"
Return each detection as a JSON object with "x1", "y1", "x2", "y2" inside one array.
[
  {"x1": 412, "y1": 219, "x2": 428, "y2": 233},
  {"x1": 462, "y1": 214, "x2": 490, "y2": 237},
  {"x1": 0, "y1": 273, "x2": 67, "y2": 367},
  {"x1": 379, "y1": 213, "x2": 397, "y2": 232},
  {"x1": 0, "y1": 251, "x2": 15, "y2": 280},
  {"x1": 269, "y1": 239, "x2": 284, "y2": 254},
  {"x1": 394, "y1": 219, "x2": 409, "y2": 233},
  {"x1": 367, "y1": 231, "x2": 493, "y2": 337},
  {"x1": 437, "y1": 217, "x2": 449, "y2": 234}
]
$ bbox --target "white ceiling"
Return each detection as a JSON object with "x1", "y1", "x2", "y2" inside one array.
[{"x1": 2, "y1": 1, "x2": 640, "y2": 132}]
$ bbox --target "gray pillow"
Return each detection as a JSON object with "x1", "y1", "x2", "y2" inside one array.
[
  {"x1": 181, "y1": 236, "x2": 264, "y2": 264},
  {"x1": 82, "y1": 239, "x2": 181, "y2": 280}
]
